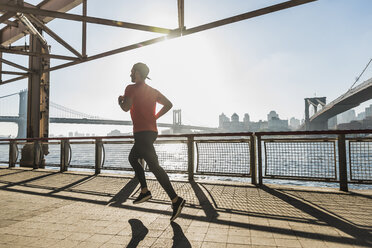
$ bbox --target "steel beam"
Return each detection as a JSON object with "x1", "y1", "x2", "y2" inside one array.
[
  {"x1": 0, "y1": 57, "x2": 31, "y2": 72},
  {"x1": 0, "y1": 0, "x2": 82, "y2": 46},
  {"x1": 47, "y1": 34, "x2": 177, "y2": 72},
  {"x1": 0, "y1": 11, "x2": 15, "y2": 24},
  {"x1": 0, "y1": 75, "x2": 28, "y2": 85},
  {"x1": 1, "y1": 70, "x2": 29, "y2": 75},
  {"x1": 183, "y1": 0, "x2": 317, "y2": 35},
  {"x1": 0, "y1": 47, "x2": 78, "y2": 60},
  {"x1": 82, "y1": 0, "x2": 87, "y2": 57},
  {"x1": 0, "y1": 3, "x2": 173, "y2": 34},
  {"x1": 177, "y1": 0, "x2": 184, "y2": 32},
  {"x1": 26, "y1": 14, "x2": 82, "y2": 59}
]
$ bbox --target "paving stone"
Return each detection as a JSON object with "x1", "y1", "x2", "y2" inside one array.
[{"x1": 0, "y1": 168, "x2": 371, "y2": 248}]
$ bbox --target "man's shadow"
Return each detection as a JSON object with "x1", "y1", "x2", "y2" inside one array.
[
  {"x1": 171, "y1": 222, "x2": 191, "y2": 248},
  {"x1": 127, "y1": 219, "x2": 148, "y2": 248}
]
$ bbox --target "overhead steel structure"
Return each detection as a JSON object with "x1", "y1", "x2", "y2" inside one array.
[{"x1": 0, "y1": 0, "x2": 317, "y2": 166}]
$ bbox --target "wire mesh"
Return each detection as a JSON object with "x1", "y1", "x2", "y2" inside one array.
[
  {"x1": 196, "y1": 140, "x2": 251, "y2": 175},
  {"x1": 152, "y1": 142, "x2": 188, "y2": 172},
  {"x1": 43, "y1": 142, "x2": 60, "y2": 166},
  {"x1": 69, "y1": 143, "x2": 95, "y2": 168},
  {"x1": 349, "y1": 141, "x2": 372, "y2": 181},
  {"x1": 264, "y1": 140, "x2": 336, "y2": 180},
  {"x1": 0, "y1": 143, "x2": 9, "y2": 165},
  {"x1": 102, "y1": 143, "x2": 133, "y2": 170}
]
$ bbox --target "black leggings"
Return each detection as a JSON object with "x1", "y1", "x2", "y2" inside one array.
[{"x1": 129, "y1": 131, "x2": 177, "y2": 200}]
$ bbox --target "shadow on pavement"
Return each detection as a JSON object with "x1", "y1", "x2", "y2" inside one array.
[
  {"x1": 190, "y1": 180, "x2": 219, "y2": 220},
  {"x1": 108, "y1": 177, "x2": 139, "y2": 206},
  {"x1": 127, "y1": 219, "x2": 148, "y2": 248},
  {"x1": 171, "y1": 221, "x2": 191, "y2": 248},
  {"x1": 260, "y1": 185, "x2": 372, "y2": 247}
]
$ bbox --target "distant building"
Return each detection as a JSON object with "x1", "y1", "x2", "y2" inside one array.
[
  {"x1": 366, "y1": 104, "x2": 372, "y2": 118},
  {"x1": 107, "y1": 129, "x2": 128, "y2": 136},
  {"x1": 74, "y1": 131, "x2": 85, "y2": 137},
  {"x1": 218, "y1": 111, "x2": 289, "y2": 132},
  {"x1": 328, "y1": 116, "x2": 337, "y2": 129},
  {"x1": 338, "y1": 109, "x2": 356, "y2": 124},
  {"x1": 357, "y1": 112, "x2": 366, "y2": 120},
  {"x1": 267, "y1": 111, "x2": 289, "y2": 131},
  {"x1": 267, "y1": 111, "x2": 279, "y2": 121},
  {"x1": 68, "y1": 132, "x2": 73, "y2": 137},
  {"x1": 289, "y1": 117, "x2": 300, "y2": 130}
]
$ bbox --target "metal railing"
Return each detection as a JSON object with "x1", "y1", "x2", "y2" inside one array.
[{"x1": 0, "y1": 130, "x2": 371, "y2": 191}]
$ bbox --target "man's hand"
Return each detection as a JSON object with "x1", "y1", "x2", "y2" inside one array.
[
  {"x1": 118, "y1": 95, "x2": 124, "y2": 105},
  {"x1": 118, "y1": 95, "x2": 132, "y2": 112}
]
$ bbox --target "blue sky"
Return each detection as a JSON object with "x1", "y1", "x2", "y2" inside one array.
[{"x1": 1, "y1": 0, "x2": 372, "y2": 136}]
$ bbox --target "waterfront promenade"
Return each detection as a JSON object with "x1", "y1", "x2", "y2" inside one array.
[{"x1": 0, "y1": 167, "x2": 371, "y2": 248}]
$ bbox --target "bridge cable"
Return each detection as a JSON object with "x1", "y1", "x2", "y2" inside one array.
[
  {"x1": 348, "y1": 57, "x2": 372, "y2": 91},
  {"x1": 0, "y1": 92, "x2": 19, "y2": 99},
  {"x1": 336, "y1": 57, "x2": 372, "y2": 103}
]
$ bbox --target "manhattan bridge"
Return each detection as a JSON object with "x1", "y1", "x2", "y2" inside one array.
[{"x1": 0, "y1": 90, "x2": 217, "y2": 138}]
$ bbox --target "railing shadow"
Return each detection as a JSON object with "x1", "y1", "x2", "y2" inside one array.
[
  {"x1": 171, "y1": 221, "x2": 191, "y2": 248},
  {"x1": 190, "y1": 180, "x2": 219, "y2": 220},
  {"x1": 127, "y1": 219, "x2": 148, "y2": 248},
  {"x1": 1, "y1": 168, "x2": 371, "y2": 247},
  {"x1": 0, "y1": 168, "x2": 29, "y2": 178},
  {"x1": 108, "y1": 177, "x2": 139, "y2": 206},
  {"x1": 260, "y1": 185, "x2": 372, "y2": 246}
]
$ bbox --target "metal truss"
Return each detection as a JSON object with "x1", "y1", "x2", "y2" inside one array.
[{"x1": 0, "y1": 0, "x2": 317, "y2": 86}]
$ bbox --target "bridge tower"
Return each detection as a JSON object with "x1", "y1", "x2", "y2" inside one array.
[
  {"x1": 20, "y1": 30, "x2": 50, "y2": 168},
  {"x1": 17, "y1": 90, "x2": 28, "y2": 139},
  {"x1": 304, "y1": 97, "x2": 327, "y2": 130},
  {"x1": 172, "y1": 109, "x2": 182, "y2": 133}
]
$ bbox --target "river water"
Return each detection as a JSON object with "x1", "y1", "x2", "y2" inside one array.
[{"x1": 0, "y1": 141, "x2": 371, "y2": 190}]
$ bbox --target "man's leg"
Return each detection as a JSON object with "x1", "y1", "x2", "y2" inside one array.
[
  {"x1": 138, "y1": 132, "x2": 177, "y2": 200},
  {"x1": 129, "y1": 144, "x2": 147, "y2": 190}
]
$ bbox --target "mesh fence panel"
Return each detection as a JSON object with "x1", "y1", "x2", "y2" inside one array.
[
  {"x1": 0, "y1": 143, "x2": 9, "y2": 164},
  {"x1": 103, "y1": 143, "x2": 133, "y2": 170},
  {"x1": 44, "y1": 142, "x2": 60, "y2": 166},
  {"x1": 69, "y1": 143, "x2": 95, "y2": 168},
  {"x1": 264, "y1": 141, "x2": 336, "y2": 179},
  {"x1": 152, "y1": 142, "x2": 188, "y2": 172},
  {"x1": 196, "y1": 141, "x2": 251, "y2": 175},
  {"x1": 349, "y1": 141, "x2": 372, "y2": 181}
]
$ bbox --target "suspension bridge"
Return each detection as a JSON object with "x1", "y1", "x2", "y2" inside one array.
[{"x1": 0, "y1": 90, "x2": 217, "y2": 138}]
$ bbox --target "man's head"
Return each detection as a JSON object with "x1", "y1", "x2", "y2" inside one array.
[{"x1": 131, "y1": 62, "x2": 150, "y2": 83}]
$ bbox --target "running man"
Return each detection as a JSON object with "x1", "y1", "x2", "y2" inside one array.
[{"x1": 118, "y1": 62, "x2": 185, "y2": 221}]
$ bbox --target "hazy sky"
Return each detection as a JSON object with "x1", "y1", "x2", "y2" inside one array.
[{"x1": 1, "y1": 0, "x2": 372, "y2": 136}]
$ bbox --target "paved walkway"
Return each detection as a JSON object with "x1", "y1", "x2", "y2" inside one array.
[{"x1": 0, "y1": 167, "x2": 371, "y2": 248}]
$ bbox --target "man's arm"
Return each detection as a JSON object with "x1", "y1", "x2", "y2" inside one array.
[
  {"x1": 155, "y1": 92, "x2": 173, "y2": 120},
  {"x1": 118, "y1": 95, "x2": 132, "y2": 112}
]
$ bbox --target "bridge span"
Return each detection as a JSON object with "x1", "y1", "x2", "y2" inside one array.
[
  {"x1": 0, "y1": 91, "x2": 218, "y2": 138},
  {"x1": 304, "y1": 77, "x2": 372, "y2": 130}
]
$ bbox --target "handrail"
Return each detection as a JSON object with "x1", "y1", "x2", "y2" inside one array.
[
  {"x1": 1, "y1": 130, "x2": 371, "y2": 192},
  {"x1": 1, "y1": 129, "x2": 371, "y2": 142}
]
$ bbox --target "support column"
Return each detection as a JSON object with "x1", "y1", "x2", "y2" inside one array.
[
  {"x1": 20, "y1": 31, "x2": 50, "y2": 168},
  {"x1": 304, "y1": 98, "x2": 310, "y2": 131},
  {"x1": 17, "y1": 90, "x2": 28, "y2": 138}
]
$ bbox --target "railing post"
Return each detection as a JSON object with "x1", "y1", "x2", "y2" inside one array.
[
  {"x1": 187, "y1": 136, "x2": 194, "y2": 182},
  {"x1": 250, "y1": 135, "x2": 257, "y2": 185},
  {"x1": 33, "y1": 140, "x2": 41, "y2": 169},
  {"x1": 60, "y1": 139, "x2": 69, "y2": 172},
  {"x1": 95, "y1": 138, "x2": 103, "y2": 175},
  {"x1": 338, "y1": 134, "x2": 348, "y2": 192},
  {"x1": 9, "y1": 140, "x2": 17, "y2": 168},
  {"x1": 257, "y1": 134, "x2": 263, "y2": 186}
]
